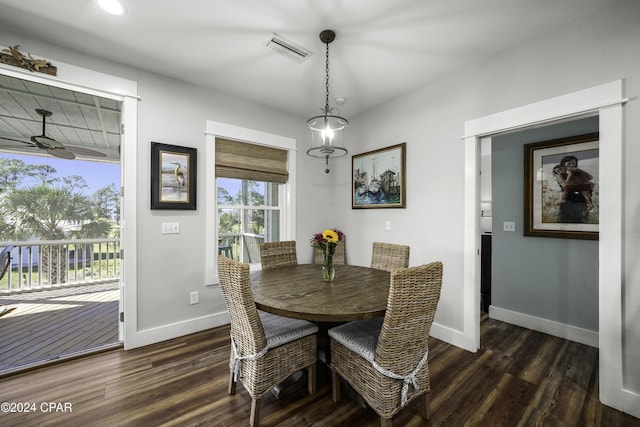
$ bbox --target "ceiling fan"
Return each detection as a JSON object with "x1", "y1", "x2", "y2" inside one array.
[{"x1": 0, "y1": 109, "x2": 107, "y2": 160}]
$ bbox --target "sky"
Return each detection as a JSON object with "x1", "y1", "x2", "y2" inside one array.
[{"x1": 1, "y1": 153, "x2": 120, "y2": 195}]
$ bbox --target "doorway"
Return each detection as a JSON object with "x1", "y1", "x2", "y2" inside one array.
[
  {"x1": 479, "y1": 137, "x2": 492, "y2": 313},
  {"x1": 479, "y1": 117, "x2": 600, "y2": 334},
  {"x1": 0, "y1": 74, "x2": 124, "y2": 373},
  {"x1": 464, "y1": 80, "x2": 625, "y2": 410}
]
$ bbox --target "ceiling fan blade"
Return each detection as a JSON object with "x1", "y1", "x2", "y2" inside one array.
[
  {"x1": 46, "y1": 148, "x2": 75, "y2": 160},
  {"x1": 65, "y1": 146, "x2": 107, "y2": 157},
  {"x1": 0, "y1": 136, "x2": 37, "y2": 147},
  {"x1": 31, "y1": 134, "x2": 64, "y2": 149},
  {"x1": 2, "y1": 135, "x2": 104, "y2": 160}
]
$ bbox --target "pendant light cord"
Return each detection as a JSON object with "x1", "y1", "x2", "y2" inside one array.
[{"x1": 325, "y1": 41, "x2": 330, "y2": 114}]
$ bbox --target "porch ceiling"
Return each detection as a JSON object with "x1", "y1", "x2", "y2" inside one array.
[{"x1": 0, "y1": 74, "x2": 121, "y2": 161}]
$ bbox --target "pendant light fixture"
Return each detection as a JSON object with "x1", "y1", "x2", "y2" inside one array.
[{"x1": 306, "y1": 29, "x2": 348, "y2": 173}]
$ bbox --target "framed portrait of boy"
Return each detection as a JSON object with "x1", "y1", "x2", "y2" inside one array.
[{"x1": 524, "y1": 133, "x2": 599, "y2": 240}]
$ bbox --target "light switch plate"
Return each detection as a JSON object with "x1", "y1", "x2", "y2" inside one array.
[
  {"x1": 503, "y1": 221, "x2": 516, "y2": 232},
  {"x1": 161, "y1": 222, "x2": 180, "y2": 234}
]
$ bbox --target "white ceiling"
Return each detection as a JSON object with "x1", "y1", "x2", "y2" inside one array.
[{"x1": 0, "y1": 0, "x2": 620, "y2": 160}]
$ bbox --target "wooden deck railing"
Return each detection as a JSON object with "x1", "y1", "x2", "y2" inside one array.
[{"x1": 0, "y1": 239, "x2": 120, "y2": 294}]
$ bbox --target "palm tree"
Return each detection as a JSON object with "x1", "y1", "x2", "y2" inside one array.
[{"x1": 0, "y1": 185, "x2": 111, "y2": 284}]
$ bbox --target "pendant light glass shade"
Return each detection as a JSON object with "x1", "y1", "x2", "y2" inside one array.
[{"x1": 306, "y1": 30, "x2": 348, "y2": 173}]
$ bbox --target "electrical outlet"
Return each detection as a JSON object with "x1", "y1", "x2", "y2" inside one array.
[
  {"x1": 190, "y1": 291, "x2": 199, "y2": 305},
  {"x1": 385, "y1": 221, "x2": 391, "y2": 231}
]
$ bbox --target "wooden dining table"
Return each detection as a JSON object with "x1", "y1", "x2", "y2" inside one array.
[
  {"x1": 251, "y1": 263, "x2": 391, "y2": 393},
  {"x1": 250, "y1": 264, "x2": 391, "y2": 323}
]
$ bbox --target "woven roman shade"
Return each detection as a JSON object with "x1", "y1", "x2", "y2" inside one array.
[{"x1": 215, "y1": 138, "x2": 289, "y2": 183}]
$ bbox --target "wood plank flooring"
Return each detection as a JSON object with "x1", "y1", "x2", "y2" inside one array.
[
  {"x1": 0, "y1": 315, "x2": 637, "y2": 426},
  {"x1": 0, "y1": 283, "x2": 120, "y2": 374}
]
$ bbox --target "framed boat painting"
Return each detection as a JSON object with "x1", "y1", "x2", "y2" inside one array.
[
  {"x1": 523, "y1": 133, "x2": 598, "y2": 240},
  {"x1": 352, "y1": 143, "x2": 406, "y2": 209},
  {"x1": 151, "y1": 142, "x2": 197, "y2": 210}
]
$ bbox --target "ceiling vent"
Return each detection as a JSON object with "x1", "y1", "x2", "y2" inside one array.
[{"x1": 266, "y1": 33, "x2": 312, "y2": 63}]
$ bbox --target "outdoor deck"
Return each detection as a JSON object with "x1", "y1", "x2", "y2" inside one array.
[{"x1": 0, "y1": 282, "x2": 120, "y2": 374}]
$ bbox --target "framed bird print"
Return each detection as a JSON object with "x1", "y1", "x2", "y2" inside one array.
[{"x1": 151, "y1": 142, "x2": 197, "y2": 210}]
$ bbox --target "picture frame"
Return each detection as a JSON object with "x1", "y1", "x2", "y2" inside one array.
[
  {"x1": 523, "y1": 133, "x2": 599, "y2": 240},
  {"x1": 151, "y1": 142, "x2": 197, "y2": 210},
  {"x1": 352, "y1": 142, "x2": 406, "y2": 209}
]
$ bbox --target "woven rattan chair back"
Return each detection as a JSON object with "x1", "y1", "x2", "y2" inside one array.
[
  {"x1": 329, "y1": 261, "x2": 443, "y2": 426},
  {"x1": 217, "y1": 255, "x2": 267, "y2": 355},
  {"x1": 217, "y1": 255, "x2": 318, "y2": 426},
  {"x1": 375, "y1": 261, "x2": 443, "y2": 371},
  {"x1": 370, "y1": 242, "x2": 410, "y2": 272},
  {"x1": 259, "y1": 240, "x2": 298, "y2": 270},
  {"x1": 313, "y1": 237, "x2": 346, "y2": 265}
]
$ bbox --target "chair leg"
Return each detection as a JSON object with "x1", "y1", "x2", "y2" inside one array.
[
  {"x1": 228, "y1": 371, "x2": 237, "y2": 395},
  {"x1": 250, "y1": 398, "x2": 261, "y2": 427},
  {"x1": 307, "y1": 361, "x2": 317, "y2": 395},
  {"x1": 419, "y1": 392, "x2": 430, "y2": 420},
  {"x1": 380, "y1": 416, "x2": 392, "y2": 427},
  {"x1": 331, "y1": 369, "x2": 341, "y2": 402}
]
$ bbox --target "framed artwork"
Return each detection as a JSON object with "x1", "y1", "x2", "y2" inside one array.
[
  {"x1": 352, "y1": 142, "x2": 406, "y2": 209},
  {"x1": 524, "y1": 133, "x2": 598, "y2": 240},
  {"x1": 151, "y1": 142, "x2": 197, "y2": 210}
]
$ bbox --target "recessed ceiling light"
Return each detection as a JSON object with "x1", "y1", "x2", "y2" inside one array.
[{"x1": 98, "y1": 0, "x2": 127, "y2": 16}]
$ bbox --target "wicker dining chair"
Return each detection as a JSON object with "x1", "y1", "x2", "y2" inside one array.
[
  {"x1": 0, "y1": 245, "x2": 13, "y2": 281},
  {"x1": 370, "y1": 242, "x2": 410, "y2": 272},
  {"x1": 217, "y1": 255, "x2": 318, "y2": 427},
  {"x1": 329, "y1": 261, "x2": 443, "y2": 427},
  {"x1": 259, "y1": 240, "x2": 298, "y2": 270},
  {"x1": 0, "y1": 246, "x2": 15, "y2": 318},
  {"x1": 313, "y1": 237, "x2": 346, "y2": 265}
]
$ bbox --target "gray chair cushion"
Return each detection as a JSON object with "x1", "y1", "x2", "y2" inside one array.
[
  {"x1": 328, "y1": 317, "x2": 384, "y2": 362},
  {"x1": 259, "y1": 311, "x2": 319, "y2": 349}
]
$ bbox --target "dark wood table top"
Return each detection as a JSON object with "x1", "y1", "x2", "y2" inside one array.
[{"x1": 250, "y1": 264, "x2": 390, "y2": 322}]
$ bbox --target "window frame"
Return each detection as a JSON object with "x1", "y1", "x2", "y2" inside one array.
[
  {"x1": 205, "y1": 121, "x2": 296, "y2": 285},
  {"x1": 216, "y1": 178, "x2": 283, "y2": 266}
]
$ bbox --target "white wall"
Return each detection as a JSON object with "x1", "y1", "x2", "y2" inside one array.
[
  {"x1": 336, "y1": 0, "x2": 640, "y2": 397},
  {"x1": 491, "y1": 119, "x2": 599, "y2": 335},
  {"x1": 133, "y1": 72, "x2": 303, "y2": 332}
]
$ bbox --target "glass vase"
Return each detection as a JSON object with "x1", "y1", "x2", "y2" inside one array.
[{"x1": 322, "y1": 254, "x2": 335, "y2": 282}]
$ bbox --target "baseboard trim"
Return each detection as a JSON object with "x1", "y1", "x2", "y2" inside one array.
[
  {"x1": 125, "y1": 311, "x2": 230, "y2": 349},
  {"x1": 430, "y1": 322, "x2": 477, "y2": 353},
  {"x1": 489, "y1": 305, "x2": 598, "y2": 348},
  {"x1": 623, "y1": 388, "x2": 640, "y2": 418}
]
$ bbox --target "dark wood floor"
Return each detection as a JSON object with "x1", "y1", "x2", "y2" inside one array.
[
  {"x1": 0, "y1": 282, "x2": 120, "y2": 374},
  {"x1": 0, "y1": 315, "x2": 637, "y2": 427}
]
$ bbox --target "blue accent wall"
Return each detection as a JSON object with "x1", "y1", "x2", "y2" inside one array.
[{"x1": 491, "y1": 116, "x2": 599, "y2": 331}]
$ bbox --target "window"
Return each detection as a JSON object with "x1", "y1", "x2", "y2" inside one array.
[
  {"x1": 217, "y1": 178, "x2": 281, "y2": 265},
  {"x1": 205, "y1": 121, "x2": 296, "y2": 284}
]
